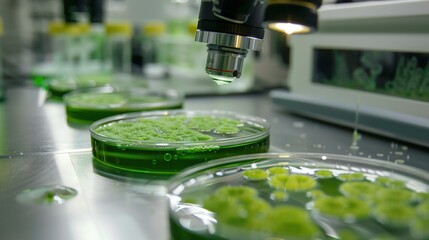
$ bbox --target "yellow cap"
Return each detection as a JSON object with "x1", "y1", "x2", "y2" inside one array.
[
  {"x1": 142, "y1": 22, "x2": 166, "y2": 36},
  {"x1": 105, "y1": 22, "x2": 132, "y2": 37},
  {"x1": 48, "y1": 22, "x2": 66, "y2": 35},
  {"x1": 187, "y1": 20, "x2": 198, "y2": 36},
  {"x1": 65, "y1": 23, "x2": 90, "y2": 36},
  {"x1": 0, "y1": 17, "x2": 3, "y2": 36}
]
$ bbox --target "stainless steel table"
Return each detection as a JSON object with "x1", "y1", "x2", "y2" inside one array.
[{"x1": 1, "y1": 85, "x2": 428, "y2": 240}]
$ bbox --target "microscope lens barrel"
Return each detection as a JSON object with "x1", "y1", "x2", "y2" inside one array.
[{"x1": 196, "y1": 0, "x2": 265, "y2": 83}]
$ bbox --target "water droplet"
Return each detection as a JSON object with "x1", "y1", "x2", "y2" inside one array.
[
  {"x1": 152, "y1": 159, "x2": 157, "y2": 165},
  {"x1": 19, "y1": 152, "x2": 23, "y2": 155},
  {"x1": 173, "y1": 154, "x2": 178, "y2": 160},
  {"x1": 16, "y1": 186, "x2": 77, "y2": 205},
  {"x1": 293, "y1": 122, "x2": 304, "y2": 128},
  {"x1": 164, "y1": 153, "x2": 172, "y2": 162},
  {"x1": 285, "y1": 144, "x2": 291, "y2": 148}
]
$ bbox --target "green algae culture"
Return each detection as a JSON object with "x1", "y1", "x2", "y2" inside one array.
[
  {"x1": 64, "y1": 88, "x2": 183, "y2": 124},
  {"x1": 48, "y1": 73, "x2": 113, "y2": 99},
  {"x1": 168, "y1": 153, "x2": 429, "y2": 240},
  {"x1": 90, "y1": 110, "x2": 270, "y2": 177}
]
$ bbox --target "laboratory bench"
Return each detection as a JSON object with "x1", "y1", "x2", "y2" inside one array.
[{"x1": 1, "y1": 84, "x2": 428, "y2": 240}]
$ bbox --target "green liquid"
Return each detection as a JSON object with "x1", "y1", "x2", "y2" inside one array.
[
  {"x1": 91, "y1": 135, "x2": 270, "y2": 178},
  {"x1": 66, "y1": 103, "x2": 182, "y2": 124},
  {"x1": 170, "y1": 166, "x2": 428, "y2": 239}
]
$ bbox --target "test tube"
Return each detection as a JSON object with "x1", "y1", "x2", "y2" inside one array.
[{"x1": 105, "y1": 22, "x2": 132, "y2": 74}]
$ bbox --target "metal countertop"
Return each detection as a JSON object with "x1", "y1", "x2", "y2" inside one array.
[{"x1": 1, "y1": 85, "x2": 428, "y2": 240}]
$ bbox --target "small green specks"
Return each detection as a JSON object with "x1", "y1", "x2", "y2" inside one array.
[
  {"x1": 214, "y1": 125, "x2": 240, "y2": 135},
  {"x1": 176, "y1": 145, "x2": 220, "y2": 153},
  {"x1": 337, "y1": 172, "x2": 365, "y2": 181},
  {"x1": 186, "y1": 116, "x2": 242, "y2": 135},
  {"x1": 315, "y1": 169, "x2": 333, "y2": 179},
  {"x1": 266, "y1": 167, "x2": 289, "y2": 176},
  {"x1": 314, "y1": 196, "x2": 370, "y2": 220},
  {"x1": 95, "y1": 115, "x2": 244, "y2": 142},
  {"x1": 373, "y1": 203, "x2": 415, "y2": 227},
  {"x1": 339, "y1": 181, "x2": 380, "y2": 201},
  {"x1": 269, "y1": 174, "x2": 316, "y2": 192},
  {"x1": 243, "y1": 169, "x2": 269, "y2": 181},
  {"x1": 375, "y1": 176, "x2": 405, "y2": 189},
  {"x1": 270, "y1": 191, "x2": 289, "y2": 201}
]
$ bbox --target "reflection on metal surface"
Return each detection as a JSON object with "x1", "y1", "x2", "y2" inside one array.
[{"x1": 16, "y1": 185, "x2": 78, "y2": 205}]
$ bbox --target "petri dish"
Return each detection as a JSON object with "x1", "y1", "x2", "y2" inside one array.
[
  {"x1": 64, "y1": 87, "x2": 184, "y2": 124},
  {"x1": 168, "y1": 153, "x2": 429, "y2": 240},
  {"x1": 89, "y1": 110, "x2": 270, "y2": 179},
  {"x1": 48, "y1": 73, "x2": 113, "y2": 99}
]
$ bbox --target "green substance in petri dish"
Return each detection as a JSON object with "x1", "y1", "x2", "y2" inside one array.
[
  {"x1": 243, "y1": 169, "x2": 269, "y2": 181},
  {"x1": 203, "y1": 186, "x2": 271, "y2": 230},
  {"x1": 315, "y1": 169, "x2": 334, "y2": 178},
  {"x1": 339, "y1": 181, "x2": 381, "y2": 201},
  {"x1": 314, "y1": 196, "x2": 371, "y2": 220},
  {"x1": 48, "y1": 73, "x2": 112, "y2": 99},
  {"x1": 266, "y1": 166, "x2": 289, "y2": 176},
  {"x1": 373, "y1": 203, "x2": 415, "y2": 227},
  {"x1": 170, "y1": 168, "x2": 429, "y2": 240},
  {"x1": 416, "y1": 201, "x2": 429, "y2": 219},
  {"x1": 270, "y1": 191, "x2": 289, "y2": 201},
  {"x1": 375, "y1": 176, "x2": 406, "y2": 189},
  {"x1": 411, "y1": 218, "x2": 429, "y2": 239},
  {"x1": 337, "y1": 172, "x2": 366, "y2": 181},
  {"x1": 269, "y1": 174, "x2": 316, "y2": 192},
  {"x1": 66, "y1": 93, "x2": 182, "y2": 124},
  {"x1": 91, "y1": 115, "x2": 270, "y2": 177},
  {"x1": 307, "y1": 189, "x2": 326, "y2": 199},
  {"x1": 374, "y1": 188, "x2": 415, "y2": 204},
  {"x1": 261, "y1": 206, "x2": 320, "y2": 239}
]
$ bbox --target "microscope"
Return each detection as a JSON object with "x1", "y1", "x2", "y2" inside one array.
[{"x1": 195, "y1": 0, "x2": 322, "y2": 85}]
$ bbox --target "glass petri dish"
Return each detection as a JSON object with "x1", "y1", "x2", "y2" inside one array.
[
  {"x1": 168, "y1": 153, "x2": 429, "y2": 240},
  {"x1": 64, "y1": 87, "x2": 184, "y2": 124},
  {"x1": 48, "y1": 73, "x2": 113, "y2": 99},
  {"x1": 89, "y1": 110, "x2": 270, "y2": 179}
]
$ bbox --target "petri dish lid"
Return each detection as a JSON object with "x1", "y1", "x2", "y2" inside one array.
[
  {"x1": 64, "y1": 87, "x2": 184, "y2": 111},
  {"x1": 89, "y1": 110, "x2": 270, "y2": 149},
  {"x1": 168, "y1": 153, "x2": 429, "y2": 240}
]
